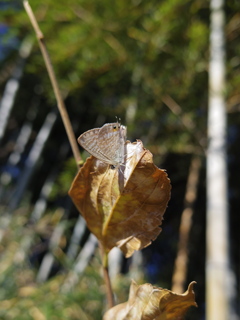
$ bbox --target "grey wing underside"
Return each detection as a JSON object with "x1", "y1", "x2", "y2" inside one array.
[{"x1": 78, "y1": 128, "x2": 119, "y2": 165}]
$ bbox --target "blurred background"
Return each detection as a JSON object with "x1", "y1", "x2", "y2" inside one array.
[{"x1": 0, "y1": 1, "x2": 239, "y2": 319}]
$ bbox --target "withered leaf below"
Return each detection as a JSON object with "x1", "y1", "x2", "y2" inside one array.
[
  {"x1": 69, "y1": 140, "x2": 171, "y2": 257},
  {"x1": 103, "y1": 280, "x2": 197, "y2": 320}
]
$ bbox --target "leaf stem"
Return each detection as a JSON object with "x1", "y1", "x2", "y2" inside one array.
[{"x1": 23, "y1": 1, "x2": 82, "y2": 168}]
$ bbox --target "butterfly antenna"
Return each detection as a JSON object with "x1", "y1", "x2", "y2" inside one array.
[{"x1": 115, "y1": 116, "x2": 121, "y2": 124}]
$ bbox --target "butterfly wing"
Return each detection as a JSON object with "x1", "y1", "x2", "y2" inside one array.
[
  {"x1": 78, "y1": 128, "x2": 107, "y2": 162},
  {"x1": 78, "y1": 123, "x2": 126, "y2": 166}
]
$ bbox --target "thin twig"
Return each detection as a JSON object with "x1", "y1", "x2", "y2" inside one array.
[
  {"x1": 23, "y1": 1, "x2": 82, "y2": 168},
  {"x1": 162, "y1": 95, "x2": 206, "y2": 154}
]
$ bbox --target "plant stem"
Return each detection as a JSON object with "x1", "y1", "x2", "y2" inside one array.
[
  {"x1": 23, "y1": 1, "x2": 82, "y2": 168},
  {"x1": 100, "y1": 245, "x2": 114, "y2": 309}
]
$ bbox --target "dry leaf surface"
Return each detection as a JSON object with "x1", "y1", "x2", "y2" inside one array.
[
  {"x1": 69, "y1": 140, "x2": 171, "y2": 257},
  {"x1": 103, "y1": 280, "x2": 197, "y2": 320}
]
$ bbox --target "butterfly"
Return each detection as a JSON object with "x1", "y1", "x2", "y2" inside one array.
[{"x1": 78, "y1": 122, "x2": 127, "y2": 167}]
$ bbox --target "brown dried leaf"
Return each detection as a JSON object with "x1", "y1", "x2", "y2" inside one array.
[
  {"x1": 103, "y1": 280, "x2": 197, "y2": 320},
  {"x1": 69, "y1": 140, "x2": 171, "y2": 257}
]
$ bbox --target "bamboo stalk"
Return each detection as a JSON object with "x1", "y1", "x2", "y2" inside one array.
[
  {"x1": 171, "y1": 155, "x2": 202, "y2": 293},
  {"x1": 206, "y1": 0, "x2": 236, "y2": 319}
]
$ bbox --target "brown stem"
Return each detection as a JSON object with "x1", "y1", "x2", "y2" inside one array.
[
  {"x1": 100, "y1": 244, "x2": 114, "y2": 309},
  {"x1": 171, "y1": 155, "x2": 202, "y2": 293},
  {"x1": 23, "y1": 1, "x2": 82, "y2": 168}
]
